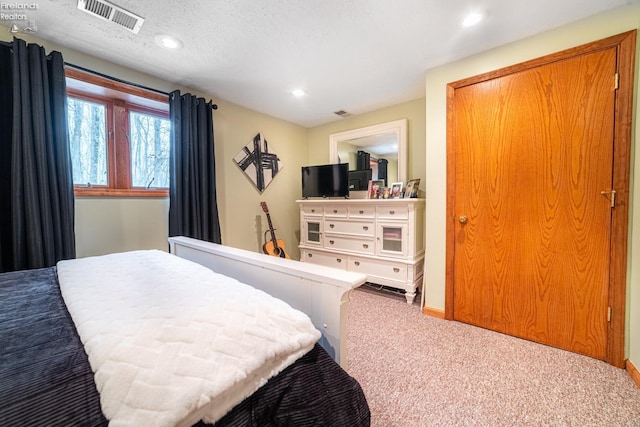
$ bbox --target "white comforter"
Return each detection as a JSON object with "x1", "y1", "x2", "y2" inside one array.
[{"x1": 56, "y1": 250, "x2": 321, "y2": 427}]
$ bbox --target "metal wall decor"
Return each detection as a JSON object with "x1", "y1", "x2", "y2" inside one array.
[{"x1": 234, "y1": 133, "x2": 283, "y2": 193}]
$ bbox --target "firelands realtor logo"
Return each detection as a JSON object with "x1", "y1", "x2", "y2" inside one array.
[{"x1": 1, "y1": 2, "x2": 38, "y2": 21}]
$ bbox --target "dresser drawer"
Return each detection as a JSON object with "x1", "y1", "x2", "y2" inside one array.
[
  {"x1": 349, "y1": 257, "x2": 408, "y2": 283},
  {"x1": 348, "y1": 205, "x2": 375, "y2": 219},
  {"x1": 325, "y1": 220, "x2": 375, "y2": 237},
  {"x1": 377, "y1": 206, "x2": 409, "y2": 220},
  {"x1": 324, "y1": 236, "x2": 375, "y2": 255},
  {"x1": 301, "y1": 249, "x2": 347, "y2": 269},
  {"x1": 300, "y1": 205, "x2": 323, "y2": 216},
  {"x1": 324, "y1": 205, "x2": 348, "y2": 217}
]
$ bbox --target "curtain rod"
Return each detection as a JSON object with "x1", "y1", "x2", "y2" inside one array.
[{"x1": 64, "y1": 62, "x2": 218, "y2": 110}]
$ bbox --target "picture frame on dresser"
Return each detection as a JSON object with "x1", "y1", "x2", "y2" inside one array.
[
  {"x1": 367, "y1": 180, "x2": 384, "y2": 199},
  {"x1": 404, "y1": 179, "x2": 420, "y2": 198},
  {"x1": 391, "y1": 182, "x2": 403, "y2": 198}
]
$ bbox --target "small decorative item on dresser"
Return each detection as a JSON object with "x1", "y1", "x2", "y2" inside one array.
[
  {"x1": 404, "y1": 179, "x2": 420, "y2": 198},
  {"x1": 391, "y1": 182, "x2": 403, "y2": 198}
]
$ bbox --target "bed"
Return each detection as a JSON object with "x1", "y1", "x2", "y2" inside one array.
[{"x1": 0, "y1": 242, "x2": 370, "y2": 426}]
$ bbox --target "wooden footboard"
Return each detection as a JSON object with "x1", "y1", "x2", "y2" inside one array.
[{"x1": 168, "y1": 236, "x2": 367, "y2": 368}]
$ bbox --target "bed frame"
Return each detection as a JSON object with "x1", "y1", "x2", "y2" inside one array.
[{"x1": 168, "y1": 236, "x2": 367, "y2": 368}]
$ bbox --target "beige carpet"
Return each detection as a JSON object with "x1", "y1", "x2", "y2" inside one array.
[{"x1": 346, "y1": 286, "x2": 640, "y2": 427}]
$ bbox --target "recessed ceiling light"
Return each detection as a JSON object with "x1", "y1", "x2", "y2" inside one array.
[
  {"x1": 291, "y1": 89, "x2": 306, "y2": 97},
  {"x1": 155, "y1": 34, "x2": 182, "y2": 49},
  {"x1": 462, "y1": 12, "x2": 484, "y2": 27}
]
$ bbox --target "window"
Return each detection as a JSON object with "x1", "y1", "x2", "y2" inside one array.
[
  {"x1": 129, "y1": 110, "x2": 170, "y2": 188},
  {"x1": 65, "y1": 68, "x2": 170, "y2": 197},
  {"x1": 67, "y1": 96, "x2": 108, "y2": 186}
]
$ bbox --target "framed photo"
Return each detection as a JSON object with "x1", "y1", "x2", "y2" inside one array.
[
  {"x1": 390, "y1": 182, "x2": 403, "y2": 199},
  {"x1": 368, "y1": 180, "x2": 384, "y2": 199},
  {"x1": 404, "y1": 178, "x2": 420, "y2": 198}
]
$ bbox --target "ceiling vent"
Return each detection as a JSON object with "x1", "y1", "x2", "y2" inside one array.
[
  {"x1": 334, "y1": 110, "x2": 352, "y2": 118},
  {"x1": 77, "y1": 0, "x2": 144, "y2": 34}
]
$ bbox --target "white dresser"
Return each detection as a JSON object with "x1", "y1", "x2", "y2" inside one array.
[{"x1": 297, "y1": 199, "x2": 425, "y2": 304}]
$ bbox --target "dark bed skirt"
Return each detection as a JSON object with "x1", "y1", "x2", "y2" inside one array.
[{"x1": 0, "y1": 266, "x2": 370, "y2": 427}]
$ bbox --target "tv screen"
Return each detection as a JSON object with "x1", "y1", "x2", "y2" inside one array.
[
  {"x1": 348, "y1": 169, "x2": 372, "y2": 191},
  {"x1": 301, "y1": 163, "x2": 349, "y2": 198}
]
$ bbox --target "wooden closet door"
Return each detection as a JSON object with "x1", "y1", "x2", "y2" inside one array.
[{"x1": 451, "y1": 47, "x2": 616, "y2": 360}]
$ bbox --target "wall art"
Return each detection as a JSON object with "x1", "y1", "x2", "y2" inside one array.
[{"x1": 234, "y1": 133, "x2": 283, "y2": 193}]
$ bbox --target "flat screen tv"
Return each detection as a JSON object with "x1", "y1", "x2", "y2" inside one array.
[
  {"x1": 301, "y1": 163, "x2": 349, "y2": 198},
  {"x1": 348, "y1": 169, "x2": 372, "y2": 191}
]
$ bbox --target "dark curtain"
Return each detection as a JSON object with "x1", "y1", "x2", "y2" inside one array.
[
  {"x1": 0, "y1": 38, "x2": 75, "y2": 273},
  {"x1": 168, "y1": 91, "x2": 221, "y2": 243}
]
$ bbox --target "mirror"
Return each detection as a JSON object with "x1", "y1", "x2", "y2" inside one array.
[{"x1": 329, "y1": 119, "x2": 407, "y2": 189}]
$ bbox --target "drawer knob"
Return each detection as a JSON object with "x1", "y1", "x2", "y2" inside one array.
[
  {"x1": 329, "y1": 224, "x2": 335, "y2": 228},
  {"x1": 359, "y1": 210, "x2": 364, "y2": 214},
  {"x1": 329, "y1": 240, "x2": 335, "y2": 245},
  {"x1": 354, "y1": 261, "x2": 360, "y2": 266},
  {"x1": 363, "y1": 226, "x2": 369, "y2": 231},
  {"x1": 393, "y1": 267, "x2": 400, "y2": 273},
  {"x1": 336, "y1": 258, "x2": 342, "y2": 263},
  {"x1": 308, "y1": 253, "x2": 313, "y2": 258},
  {"x1": 390, "y1": 210, "x2": 395, "y2": 215},
  {"x1": 311, "y1": 209, "x2": 316, "y2": 213},
  {"x1": 363, "y1": 244, "x2": 369, "y2": 249},
  {"x1": 333, "y1": 209, "x2": 338, "y2": 213}
]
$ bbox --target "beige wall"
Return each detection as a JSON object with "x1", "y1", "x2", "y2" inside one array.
[
  {"x1": 423, "y1": 4, "x2": 640, "y2": 366},
  {"x1": 74, "y1": 197, "x2": 169, "y2": 256},
  {"x1": 212, "y1": 100, "x2": 307, "y2": 258}
]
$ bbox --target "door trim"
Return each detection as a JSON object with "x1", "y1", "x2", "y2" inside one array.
[{"x1": 444, "y1": 30, "x2": 636, "y2": 368}]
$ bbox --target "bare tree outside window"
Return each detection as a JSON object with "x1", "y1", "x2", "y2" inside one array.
[
  {"x1": 67, "y1": 97, "x2": 108, "y2": 186},
  {"x1": 130, "y1": 111, "x2": 170, "y2": 188}
]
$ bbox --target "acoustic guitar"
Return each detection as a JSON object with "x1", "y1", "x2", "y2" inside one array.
[{"x1": 260, "y1": 202, "x2": 291, "y2": 259}]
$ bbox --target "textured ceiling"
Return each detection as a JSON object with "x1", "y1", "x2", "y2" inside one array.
[{"x1": 2, "y1": 0, "x2": 635, "y2": 127}]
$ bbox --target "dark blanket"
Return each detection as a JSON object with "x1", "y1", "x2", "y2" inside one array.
[
  {"x1": 0, "y1": 267, "x2": 370, "y2": 427},
  {"x1": 0, "y1": 267, "x2": 106, "y2": 427},
  {"x1": 207, "y1": 344, "x2": 370, "y2": 426}
]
